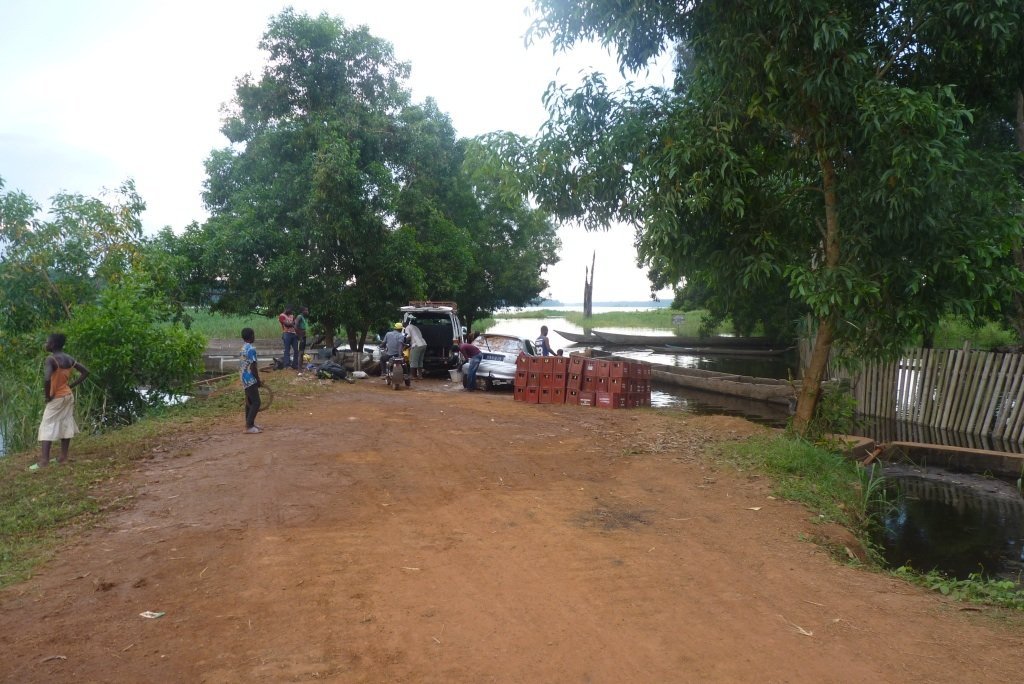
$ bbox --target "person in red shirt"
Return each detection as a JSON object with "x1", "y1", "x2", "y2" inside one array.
[
  {"x1": 458, "y1": 332, "x2": 482, "y2": 391},
  {"x1": 278, "y1": 306, "x2": 298, "y2": 369}
]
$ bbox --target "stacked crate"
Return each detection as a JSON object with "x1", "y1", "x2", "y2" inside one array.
[{"x1": 514, "y1": 353, "x2": 651, "y2": 409}]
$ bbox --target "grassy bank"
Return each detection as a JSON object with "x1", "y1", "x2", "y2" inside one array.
[
  {"x1": 481, "y1": 308, "x2": 725, "y2": 336},
  {"x1": 186, "y1": 309, "x2": 279, "y2": 340},
  {"x1": 0, "y1": 377, "x2": 298, "y2": 589}
]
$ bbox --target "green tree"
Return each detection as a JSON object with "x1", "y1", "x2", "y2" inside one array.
[
  {"x1": 0, "y1": 178, "x2": 204, "y2": 449},
  {"x1": 526, "y1": 0, "x2": 1024, "y2": 432}
]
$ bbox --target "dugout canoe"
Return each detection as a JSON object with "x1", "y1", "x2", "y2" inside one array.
[
  {"x1": 554, "y1": 329, "x2": 603, "y2": 344},
  {"x1": 657, "y1": 344, "x2": 790, "y2": 357},
  {"x1": 650, "y1": 364, "x2": 796, "y2": 406},
  {"x1": 593, "y1": 330, "x2": 775, "y2": 348}
]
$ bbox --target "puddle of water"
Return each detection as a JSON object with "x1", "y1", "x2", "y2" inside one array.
[{"x1": 878, "y1": 467, "x2": 1024, "y2": 581}]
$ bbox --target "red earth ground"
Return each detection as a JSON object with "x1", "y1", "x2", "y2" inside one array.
[{"x1": 2, "y1": 370, "x2": 1023, "y2": 683}]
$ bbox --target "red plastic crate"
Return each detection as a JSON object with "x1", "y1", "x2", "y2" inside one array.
[
  {"x1": 526, "y1": 386, "x2": 540, "y2": 404},
  {"x1": 577, "y1": 391, "x2": 596, "y2": 407},
  {"x1": 567, "y1": 372, "x2": 583, "y2": 390},
  {"x1": 528, "y1": 356, "x2": 544, "y2": 372},
  {"x1": 516, "y1": 353, "x2": 531, "y2": 371},
  {"x1": 609, "y1": 360, "x2": 627, "y2": 378},
  {"x1": 551, "y1": 387, "x2": 566, "y2": 404},
  {"x1": 515, "y1": 369, "x2": 529, "y2": 387},
  {"x1": 513, "y1": 386, "x2": 526, "y2": 402},
  {"x1": 539, "y1": 372, "x2": 554, "y2": 388},
  {"x1": 608, "y1": 376, "x2": 628, "y2": 393},
  {"x1": 552, "y1": 356, "x2": 569, "y2": 371},
  {"x1": 582, "y1": 359, "x2": 600, "y2": 377},
  {"x1": 568, "y1": 355, "x2": 585, "y2": 373},
  {"x1": 596, "y1": 391, "x2": 627, "y2": 409},
  {"x1": 581, "y1": 376, "x2": 596, "y2": 392},
  {"x1": 565, "y1": 388, "x2": 581, "y2": 405},
  {"x1": 552, "y1": 371, "x2": 568, "y2": 388},
  {"x1": 527, "y1": 372, "x2": 541, "y2": 388},
  {"x1": 538, "y1": 387, "x2": 553, "y2": 404},
  {"x1": 593, "y1": 376, "x2": 609, "y2": 393}
]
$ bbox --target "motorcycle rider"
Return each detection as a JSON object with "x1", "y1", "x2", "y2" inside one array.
[{"x1": 380, "y1": 322, "x2": 408, "y2": 382}]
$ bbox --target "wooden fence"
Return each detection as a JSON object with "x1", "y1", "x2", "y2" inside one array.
[{"x1": 847, "y1": 345, "x2": 1024, "y2": 445}]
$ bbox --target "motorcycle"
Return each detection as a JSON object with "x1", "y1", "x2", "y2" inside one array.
[{"x1": 381, "y1": 344, "x2": 411, "y2": 390}]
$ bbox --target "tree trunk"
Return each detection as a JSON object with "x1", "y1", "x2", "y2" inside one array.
[
  {"x1": 793, "y1": 151, "x2": 842, "y2": 434},
  {"x1": 1010, "y1": 87, "x2": 1024, "y2": 342}
]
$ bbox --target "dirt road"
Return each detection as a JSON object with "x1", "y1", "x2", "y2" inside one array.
[{"x1": 2, "y1": 372, "x2": 1022, "y2": 683}]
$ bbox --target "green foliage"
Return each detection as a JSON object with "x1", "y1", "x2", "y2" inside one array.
[
  {"x1": 0, "y1": 178, "x2": 206, "y2": 448},
  {"x1": 191, "y1": 9, "x2": 558, "y2": 347},
  {"x1": 526, "y1": 0, "x2": 1024, "y2": 430},
  {"x1": 798, "y1": 382, "x2": 859, "y2": 446},
  {"x1": 893, "y1": 567, "x2": 1024, "y2": 611},
  {"x1": 67, "y1": 279, "x2": 205, "y2": 426},
  {"x1": 930, "y1": 317, "x2": 1019, "y2": 350}
]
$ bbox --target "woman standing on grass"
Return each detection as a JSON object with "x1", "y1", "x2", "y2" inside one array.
[{"x1": 33, "y1": 333, "x2": 90, "y2": 470}]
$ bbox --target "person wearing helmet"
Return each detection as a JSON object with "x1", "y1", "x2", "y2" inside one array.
[{"x1": 380, "y1": 321, "x2": 407, "y2": 379}]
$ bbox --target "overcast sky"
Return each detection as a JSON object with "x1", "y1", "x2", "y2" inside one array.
[{"x1": 0, "y1": 0, "x2": 674, "y2": 303}]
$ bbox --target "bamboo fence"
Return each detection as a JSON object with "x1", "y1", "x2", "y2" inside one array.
[{"x1": 846, "y1": 344, "x2": 1024, "y2": 445}]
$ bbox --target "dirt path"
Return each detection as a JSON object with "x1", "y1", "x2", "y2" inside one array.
[{"x1": 2, "y1": 372, "x2": 1022, "y2": 683}]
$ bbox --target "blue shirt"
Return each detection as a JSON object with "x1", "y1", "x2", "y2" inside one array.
[{"x1": 240, "y1": 343, "x2": 258, "y2": 388}]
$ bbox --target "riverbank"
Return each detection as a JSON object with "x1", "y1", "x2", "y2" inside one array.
[{"x1": 2, "y1": 370, "x2": 1022, "y2": 681}]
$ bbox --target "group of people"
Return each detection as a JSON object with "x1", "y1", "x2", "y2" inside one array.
[
  {"x1": 277, "y1": 306, "x2": 310, "y2": 370},
  {"x1": 380, "y1": 318, "x2": 428, "y2": 380}
]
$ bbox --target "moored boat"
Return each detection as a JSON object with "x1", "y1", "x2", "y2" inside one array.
[
  {"x1": 593, "y1": 330, "x2": 775, "y2": 348},
  {"x1": 554, "y1": 329, "x2": 603, "y2": 344},
  {"x1": 650, "y1": 364, "x2": 796, "y2": 406},
  {"x1": 658, "y1": 344, "x2": 790, "y2": 357}
]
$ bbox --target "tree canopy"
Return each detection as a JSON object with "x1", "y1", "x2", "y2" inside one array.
[
  {"x1": 192, "y1": 9, "x2": 558, "y2": 346},
  {"x1": 526, "y1": 0, "x2": 1024, "y2": 431}
]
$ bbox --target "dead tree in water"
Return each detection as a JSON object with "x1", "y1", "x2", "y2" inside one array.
[{"x1": 583, "y1": 251, "x2": 595, "y2": 319}]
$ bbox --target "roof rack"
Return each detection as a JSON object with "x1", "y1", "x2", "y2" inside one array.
[{"x1": 406, "y1": 300, "x2": 458, "y2": 311}]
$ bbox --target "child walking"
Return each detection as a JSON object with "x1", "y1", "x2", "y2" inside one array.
[
  {"x1": 240, "y1": 328, "x2": 264, "y2": 434},
  {"x1": 34, "y1": 333, "x2": 90, "y2": 470}
]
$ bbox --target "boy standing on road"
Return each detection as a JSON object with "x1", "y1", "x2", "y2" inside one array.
[
  {"x1": 34, "y1": 333, "x2": 90, "y2": 470},
  {"x1": 240, "y1": 328, "x2": 263, "y2": 434}
]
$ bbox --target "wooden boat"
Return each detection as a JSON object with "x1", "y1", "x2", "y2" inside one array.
[
  {"x1": 554, "y1": 329, "x2": 602, "y2": 344},
  {"x1": 658, "y1": 344, "x2": 790, "y2": 357},
  {"x1": 593, "y1": 330, "x2": 775, "y2": 348},
  {"x1": 650, "y1": 364, "x2": 797, "y2": 406}
]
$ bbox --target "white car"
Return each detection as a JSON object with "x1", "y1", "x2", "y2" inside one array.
[{"x1": 472, "y1": 333, "x2": 536, "y2": 390}]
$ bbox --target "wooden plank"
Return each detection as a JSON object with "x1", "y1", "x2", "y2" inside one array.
[
  {"x1": 937, "y1": 347, "x2": 962, "y2": 429},
  {"x1": 998, "y1": 354, "x2": 1024, "y2": 438},
  {"x1": 956, "y1": 350, "x2": 987, "y2": 433},
  {"x1": 1004, "y1": 362, "x2": 1024, "y2": 442},
  {"x1": 965, "y1": 352, "x2": 996, "y2": 435},
  {"x1": 981, "y1": 354, "x2": 1012, "y2": 436},
  {"x1": 951, "y1": 349, "x2": 980, "y2": 433},
  {"x1": 919, "y1": 348, "x2": 938, "y2": 424}
]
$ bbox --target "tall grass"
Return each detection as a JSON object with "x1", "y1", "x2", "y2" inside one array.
[
  {"x1": 931, "y1": 317, "x2": 1018, "y2": 350},
  {"x1": 186, "y1": 309, "x2": 279, "y2": 339},
  {"x1": 0, "y1": 359, "x2": 46, "y2": 455}
]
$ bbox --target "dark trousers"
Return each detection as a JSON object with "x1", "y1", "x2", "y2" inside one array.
[
  {"x1": 282, "y1": 332, "x2": 298, "y2": 368},
  {"x1": 298, "y1": 334, "x2": 307, "y2": 364},
  {"x1": 245, "y1": 384, "x2": 261, "y2": 428}
]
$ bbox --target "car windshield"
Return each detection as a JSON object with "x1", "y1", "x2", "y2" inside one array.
[{"x1": 476, "y1": 335, "x2": 525, "y2": 354}]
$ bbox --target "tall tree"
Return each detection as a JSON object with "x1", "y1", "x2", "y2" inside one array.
[
  {"x1": 201, "y1": 9, "x2": 419, "y2": 345},
  {"x1": 527, "y1": 0, "x2": 1024, "y2": 432}
]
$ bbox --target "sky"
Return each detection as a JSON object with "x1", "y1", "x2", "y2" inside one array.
[{"x1": 0, "y1": 0, "x2": 674, "y2": 304}]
